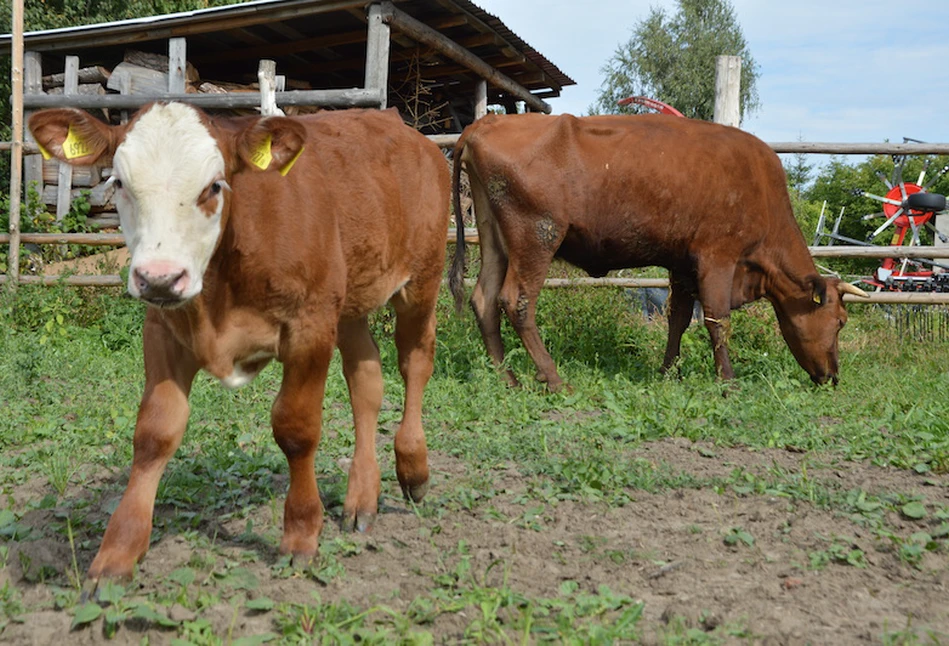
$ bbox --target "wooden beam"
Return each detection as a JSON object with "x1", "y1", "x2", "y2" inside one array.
[
  {"x1": 378, "y1": 2, "x2": 551, "y2": 114},
  {"x1": 23, "y1": 87, "x2": 384, "y2": 110}
]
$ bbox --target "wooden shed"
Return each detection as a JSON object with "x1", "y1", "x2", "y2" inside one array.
[{"x1": 0, "y1": 0, "x2": 574, "y2": 215}]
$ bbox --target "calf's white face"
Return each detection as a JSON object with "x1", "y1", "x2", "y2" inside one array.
[{"x1": 111, "y1": 103, "x2": 227, "y2": 306}]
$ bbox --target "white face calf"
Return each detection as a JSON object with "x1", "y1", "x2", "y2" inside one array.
[
  {"x1": 111, "y1": 103, "x2": 228, "y2": 305},
  {"x1": 28, "y1": 103, "x2": 307, "y2": 308}
]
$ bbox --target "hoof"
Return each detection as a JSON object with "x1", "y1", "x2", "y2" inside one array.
[
  {"x1": 289, "y1": 551, "x2": 317, "y2": 571},
  {"x1": 340, "y1": 510, "x2": 376, "y2": 534},
  {"x1": 401, "y1": 479, "x2": 430, "y2": 503},
  {"x1": 79, "y1": 577, "x2": 100, "y2": 605}
]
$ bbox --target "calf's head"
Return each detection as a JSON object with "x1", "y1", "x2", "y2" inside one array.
[
  {"x1": 773, "y1": 276, "x2": 868, "y2": 385},
  {"x1": 29, "y1": 103, "x2": 306, "y2": 307}
]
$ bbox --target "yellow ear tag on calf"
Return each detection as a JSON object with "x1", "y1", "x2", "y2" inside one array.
[
  {"x1": 249, "y1": 134, "x2": 273, "y2": 170},
  {"x1": 279, "y1": 145, "x2": 304, "y2": 177},
  {"x1": 63, "y1": 124, "x2": 94, "y2": 160},
  {"x1": 37, "y1": 143, "x2": 52, "y2": 160}
]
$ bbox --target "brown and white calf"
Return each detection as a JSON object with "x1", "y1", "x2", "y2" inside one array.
[{"x1": 30, "y1": 103, "x2": 450, "y2": 587}]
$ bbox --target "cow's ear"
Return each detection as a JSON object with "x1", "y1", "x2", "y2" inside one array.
[
  {"x1": 28, "y1": 108, "x2": 115, "y2": 165},
  {"x1": 237, "y1": 117, "x2": 307, "y2": 175},
  {"x1": 809, "y1": 275, "x2": 828, "y2": 306}
]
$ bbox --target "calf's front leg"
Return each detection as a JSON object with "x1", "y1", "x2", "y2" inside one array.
[
  {"x1": 86, "y1": 320, "x2": 198, "y2": 590},
  {"x1": 271, "y1": 342, "x2": 333, "y2": 563}
]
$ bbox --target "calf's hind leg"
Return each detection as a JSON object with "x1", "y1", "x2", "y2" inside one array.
[
  {"x1": 390, "y1": 286, "x2": 437, "y2": 503},
  {"x1": 337, "y1": 317, "x2": 383, "y2": 533}
]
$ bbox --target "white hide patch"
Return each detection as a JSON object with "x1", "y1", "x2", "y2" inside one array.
[
  {"x1": 220, "y1": 352, "x2": 275, "y2": 389},
  {"x1": 111, "y1": 103, "x2": 226, "y2": 301}
]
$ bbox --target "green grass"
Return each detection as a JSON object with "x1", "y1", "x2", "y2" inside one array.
[{"x1": 1, "y1": 281, "x2": 948, "y2": 643}]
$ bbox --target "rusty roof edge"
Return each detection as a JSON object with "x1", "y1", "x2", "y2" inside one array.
[{"x1": 449, "y1": 0, "x2": 575, "y2": 90}]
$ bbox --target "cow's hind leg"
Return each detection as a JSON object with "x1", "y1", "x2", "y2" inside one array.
[
  {"x1": 470, "y1": 183, "x2": 518, "y2": 387},
  {"x1": 85, "y1": 318, "x2": 197, "y2": 594},
  {"x1": 661, "y1": 272, "x2": 697, "y2": 375},
  {"x1": 499, "y1": 254, "x2": 564, "y2": 392},
  {"x1": 272, "y1": 339, "x2": 334, "y2": 563},
  {"x1": 337, "y1": 317, "x2": 383, "y2": 533},
  {"x1": 390, "y1": 285, "x2": 436, "y2": 503}
]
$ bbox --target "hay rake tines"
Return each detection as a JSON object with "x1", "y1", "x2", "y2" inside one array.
[{"x1": 815, "y1": 139, "x2": 949, "y2": 292}]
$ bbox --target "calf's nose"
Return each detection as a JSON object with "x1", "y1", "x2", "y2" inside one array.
[{"x1": 132, "y1": 262, "x2": 190, "y2": 305}]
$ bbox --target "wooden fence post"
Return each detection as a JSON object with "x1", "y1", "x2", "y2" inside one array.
[
  {"x1": 364, "y1": 2, "x2": 390, "y2": 108},
  {"x1": 23, "y1": 51, "x2": 42, "y2": 199},
  {"x1": 258, "y1": 59, "x2": 283, "y2": 116},
  {"x1": 474, "y1": 79, "x2": 487, "y2": 120},
  {"x1": 167, "y1": 37, "x2": 187, "y2": 94},
  {"x1": 55, "y1": 55, "x2": 79, "y2": 223},
  {"x1": 713, "y1": 55, "x2": 741, "y2": 127},
  {"x1": 7, "y1": 0, "x2": 24, "y2": 287}
]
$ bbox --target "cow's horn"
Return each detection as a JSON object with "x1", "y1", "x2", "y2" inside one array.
[{"x1": 838, "y1": 282, "x2": 870, "y2": 298}]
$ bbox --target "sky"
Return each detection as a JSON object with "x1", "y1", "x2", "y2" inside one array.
[{"x1": 472, "y1": 0, "x2": 949, "y2": 150}]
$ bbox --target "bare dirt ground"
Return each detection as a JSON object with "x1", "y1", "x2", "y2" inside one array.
[{"x1": 2, "y1": 438, "x2": 948, "y2": 644}]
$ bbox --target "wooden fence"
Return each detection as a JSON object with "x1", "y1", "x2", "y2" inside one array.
[{"x1": 6, "y1": 135, "x2": 949, "y2": 302}]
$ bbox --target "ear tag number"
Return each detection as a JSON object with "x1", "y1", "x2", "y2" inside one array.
[
  {"x1": 279, "y1": 145, "x2": 304, "y2": 176},
  {"x1": 250, "y1": 135, "x2": 273, "y2": 170},
  {"x1": 63, "y1": 124, "x2": 93, "y2": 160}
]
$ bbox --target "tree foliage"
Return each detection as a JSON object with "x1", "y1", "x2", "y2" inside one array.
[{"x1": 589, "y1": 0, "x2": 759, "y2": 122}]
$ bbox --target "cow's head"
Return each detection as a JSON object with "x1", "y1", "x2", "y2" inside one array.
[
  {"x1": 772, "y1": 276, "x2": 868, "y2": 385},
  {"x1": 29, "y1": 103, "x2": 306, "y2": 307}
]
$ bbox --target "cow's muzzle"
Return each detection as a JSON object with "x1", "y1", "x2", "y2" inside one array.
[{"x1": 132, "y1": 263, "x2": 191, "y2": 307}]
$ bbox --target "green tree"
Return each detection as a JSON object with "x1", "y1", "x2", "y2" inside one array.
[{"x1": 589, "y1": 0, "x2": 759, "y2": 122}]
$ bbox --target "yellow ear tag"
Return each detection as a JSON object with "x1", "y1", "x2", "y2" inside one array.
[
  {"x1": 36, "y1": 142, "x2": 52, "y2": 160},
  {"x1": 63, "y1": 124, "x2": 94, "y2": 160},
  {"x1": 279, "y1": 145, "x2": 304, "y2": 177},
  {"x1": 249, "y1": 134, "x2": 273, "y2": 171},
  {"x1": 813, "y1": 293, "x2": 822, "y2": 305}
]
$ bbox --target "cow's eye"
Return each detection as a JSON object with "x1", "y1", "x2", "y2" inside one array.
[{"x1": 199, "y1": 179, "x2": 229, "y2": 205}]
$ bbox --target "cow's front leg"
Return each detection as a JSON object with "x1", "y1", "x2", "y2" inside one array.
[
  {"x1": 337, "y1": 317, "x2": 382, "y2": 533},
  {"x1": 697, "y1": 261, "x2": 737, "y2": 379},
  {"x1": 271, "y1": 341, "x2": 333, "y2": 563},
  {"x1": 86, "y1": 318, "x2": 198, "y2": 591}
]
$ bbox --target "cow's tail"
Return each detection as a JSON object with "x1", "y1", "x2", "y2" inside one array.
[{"x1": 448, "y1": 132, "x2": 469, "y2": 315}]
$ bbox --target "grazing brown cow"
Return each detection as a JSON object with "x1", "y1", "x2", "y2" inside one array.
[
  {"x1": 30, "y1": 103, "x2": 449, "y2": 590},
  {"x1": 449, "y1": 113, "x2": 867, "y2": 391}
]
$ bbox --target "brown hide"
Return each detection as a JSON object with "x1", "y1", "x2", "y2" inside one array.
[
  {"x1": 30, "y1": 105, "x2": 450, "y2": 586},
  {"x1": 449, "y1": 112, "x2": 856, "y2": 389}
]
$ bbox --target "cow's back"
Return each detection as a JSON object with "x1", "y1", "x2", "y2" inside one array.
[
  {"x1": 461, "y1": 113, "x2": 799, "y2": 275},
  {"x1": 226, "y1": 108, "x2": 449, "y2": 317}
]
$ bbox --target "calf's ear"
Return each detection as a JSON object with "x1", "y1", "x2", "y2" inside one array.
[
  {"x1": 809, "y1": 275, "x2": 828, "y2": 306},
  {"x1": 28, "y1": 108, "x2": 115, "y2": 165},
  {"x1": 236, "y1": 117, "x2": 307, "y2": 175}
]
